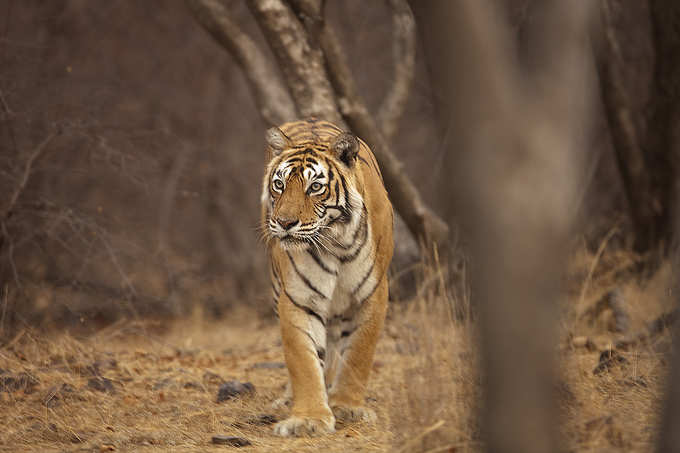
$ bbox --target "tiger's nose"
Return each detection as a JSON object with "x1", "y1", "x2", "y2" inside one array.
[{"x1": 277, "y1": 218, "x2": 299, "y2": 230}]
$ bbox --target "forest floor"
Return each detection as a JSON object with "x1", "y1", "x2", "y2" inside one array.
[{"x1": 0, "y1": 249, "x2": 676, "y2": 452}]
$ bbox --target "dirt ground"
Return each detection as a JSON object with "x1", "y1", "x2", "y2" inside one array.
[{"x1": 0, "y1": 252, "x2": 676, "y2": 452}]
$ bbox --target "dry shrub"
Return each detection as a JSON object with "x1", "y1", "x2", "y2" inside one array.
[
  {"x1": 386, "y1": 250, "x2": 480, "y2": 452},
  {"x1": 0, "y1": 244, "x2": 676, "y2": 452}
]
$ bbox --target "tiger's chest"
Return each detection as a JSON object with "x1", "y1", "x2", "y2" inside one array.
[{"x1": 278, "y1": 218, "x2": 377, "y2": 321}]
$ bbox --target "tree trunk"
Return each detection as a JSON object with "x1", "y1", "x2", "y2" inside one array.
[
  {"x1": 411, "y1": 1, "x2": 593, "y2": 452},
  {"x1": 594, "y1": 0, "x2": 680, "y2": 254},
  {"x1": 188, "y1": 0, "x2": 450, "y2": 248}
]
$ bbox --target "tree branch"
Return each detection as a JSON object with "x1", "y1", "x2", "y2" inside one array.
[
  {"x1": 246, "y1": 0, "x2": 343, "y2": 124},
  {"x1": 186, "y1": 0, "x2": 297, "y2": 126},
  {"x1": 289, "y1": 0, "x2": 448, "y2": 247},
  {"x1": 2, "y1": 130, "x2": 61, "y2": 222},
  {"x1": 324, "y1": 26, "x2": 448, "y2": 246},
  {"x1": 377, "y1": 0, "x2": 416, "y2": 142}
]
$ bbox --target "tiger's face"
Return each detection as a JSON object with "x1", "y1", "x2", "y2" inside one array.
[{"x1": 262, "y1": 127, "x2": 361, "y2": 250}]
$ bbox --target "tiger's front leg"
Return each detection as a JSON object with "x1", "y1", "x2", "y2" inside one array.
[
  {"x1": 328, "y1": 277, "x2": 388, "y2": 424},
  {"x1": 274, "y1": 292, "x2": 335, "y2": 437}
]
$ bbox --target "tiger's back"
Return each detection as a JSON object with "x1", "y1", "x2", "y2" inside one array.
[{"x1": 260, "y1": 118, "x2": 393, "y2": 437}]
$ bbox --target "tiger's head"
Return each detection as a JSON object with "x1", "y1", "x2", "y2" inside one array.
[{"x1": 261, "y1": 126, "x2": 363, "y2": 250}]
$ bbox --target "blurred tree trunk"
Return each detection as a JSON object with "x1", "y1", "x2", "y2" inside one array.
[
  {"x1": 411, "y1": 1, "x2": 593, "y2": 452},
  {"x1": 656, "y1": 207, "x2": 680, "y2": 452},
  {"x1": 596, "y1": 0, "x2": 680, "y2": 255},
  {"x1": 187, "y1": 0, "x2": 449, "y2": 249}
]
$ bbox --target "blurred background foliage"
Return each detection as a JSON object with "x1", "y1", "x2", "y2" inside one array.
[{"x1": 0, "y1": 0, "x2": 662, "y2": 331}]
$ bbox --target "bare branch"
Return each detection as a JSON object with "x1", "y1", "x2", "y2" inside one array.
[
  {"x1": 2, "y1": 130, "x2": 60, "y2": 222},
  {"x1": 246, "y1": 0, "x2": 343, "y2": 124},
  {"x1": 377, "y1": 0, "x2": 416, "y2": 142},
  {"x1": 324, "y1": 26, "x2": 448, "y2": 246},
  {"x1": 186, "y1": 0, "x2": 296, "y2": 126}
]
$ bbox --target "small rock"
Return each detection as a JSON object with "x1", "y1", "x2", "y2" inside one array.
[
  {"x1": 88, "y1": 377, "x2": 115, "y2": 393},
  {"x1": 246, "y1": 414, "x2": 277, "y2": 425},
  {"x1": 211, "y1": 435, "x2": 251, "y2": 447},
  {"x1": 593, "y1": 349, "x2": 629, "y2": 375},
  {"x1": 92, "y1": 358, "x2": 118, "y2": 373},
  {"x1": 152, "y1": 378, "x2": 174, "y2": 390},
  {"x1": 250, "y1": 362, "x2": 285, "y2": 370},
  {"x1": 0, "y1": 372, "x2": 39, "y2": 393},
  {"x1": 183, "y1": 381, "x2": 202, "y2": 390},
  {"x1": 216, "y1": 380, "x2": 254, "y2": 402}
]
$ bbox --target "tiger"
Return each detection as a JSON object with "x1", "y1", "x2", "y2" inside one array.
[{"x1": 260, "y1": 118, "x2": 394, "y2": 437}]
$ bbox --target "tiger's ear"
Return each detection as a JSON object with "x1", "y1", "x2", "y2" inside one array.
[
  {"x1": 266, "y1": 127, "x2": 291, "y2": 156},
  {"x1": 330, "y1": 132, "x2": 359, "y2": 167}
]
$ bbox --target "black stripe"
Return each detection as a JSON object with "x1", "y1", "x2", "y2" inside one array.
[
  {"x1": 286, "y1": 149, "x2": 312, "y2": 159},
  {"x1": 283, "y1": 124, "x2": 309, "y2": 136},
  {"x1": 317, "y1": 348, "x2": 326, "y2": 361},
  {"x1": 335, "y1": 204, "x2": 367, "y2": 250},
  {"x1": 271, "y1": 263, "x2": 281, "y2": 281},
  {"x1": 338, "y1": 217, "x2": 368, "y2": 262},
  {"x1": 307, "y1": 249, "x2": 337, "y2": 275},
  {"x1": 287, "y1": 252, "x2": 328, "y2": 299},
  {"x1": 340, "y1": 328, "x2": 355, "y2": 338},
  {"x1": 358, "y1": 156, "x2": 371, "y2": 168},
  {"x1": 284, "y1": 289, "x2": 327, "y2": 326},
  {"x1": 334, "y1": 181, "x2": 340, "y2": 205},
  {"x1": 320, "y1": 186, "x2": 332, "y2": 202},
  {"x1": 321, "y1": 122, "x2": 343, "y2": 133},
  {"x1": 352, "y1": 259, "x2": 375, "y2": 295},
  {"x1": 286, "y1": 158, "x2": 302, "y2": 163},
  {"x1": 291, "y1": 324, "x2": 319, "y2": 352},
  {"x1": 358, "y1": 273, "x2": 385, "y2": 304}
]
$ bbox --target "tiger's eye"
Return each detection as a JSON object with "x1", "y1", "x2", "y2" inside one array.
[
  {"x1": 273, "y1": 179, "x2": 284, "y2": 190},
  {"x1": 310, "y1": 182, "x2": 323, "y2": 192}
]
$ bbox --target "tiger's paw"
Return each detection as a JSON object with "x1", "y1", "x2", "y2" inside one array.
[
  {"x1": 273, "y1": 415, "x2": 336, "y2": 437},
  {"x1": 330, "y1": 403, "x2": 377, "y2": 424}
]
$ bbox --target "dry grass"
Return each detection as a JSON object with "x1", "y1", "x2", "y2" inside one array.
[{"x1": 0, "y1": 248, "x2": 675, "y2": 452}]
